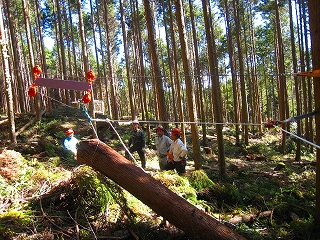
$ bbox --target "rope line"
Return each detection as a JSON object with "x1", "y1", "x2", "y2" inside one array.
[
  {"x1": 39, "y1": 72, "x2": 296, "y2": 80},
  {"x1": 92, "y1": 118, "x2": 264, "y2": 126},
  {"x1": 80, "y1": 106, "x2": 144, "y2": 169},
  {"x1": 274, "y1": 125, "x2": 320, "y2": 150},
  {"x1": 38, "y1": 92, "x2": 320, "y2": 151},
  {"x1": 40, "y1": 93, "x2": 142, "y2": 167},
  {"x1": 105, "y1": 118, "x2": 145, "y2": 172}
]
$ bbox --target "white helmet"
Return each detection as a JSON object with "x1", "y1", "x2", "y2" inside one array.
[{"x1": 132, "y1": 119, "x2": 139, "y2": 125}]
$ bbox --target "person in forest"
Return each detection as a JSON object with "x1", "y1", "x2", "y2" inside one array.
[
  {"x1": 63, "y1": 128, "x2": 79, "y2": 155},
  {"x1": 164, "y1": 128, "x2": 188, "y2": 174},
  {"x1": 155, "y1": 126, "x2": 172, "y2": 170},
  {"x1": 125, "y1": 119, "x2": 146, "y2": 169}
]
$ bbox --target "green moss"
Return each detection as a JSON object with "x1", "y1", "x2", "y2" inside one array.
[
  {"x1": 72, "y1": 166, "x2": 113, "y2": 214},
  {"x1": 187, "y1": 169, "x2": 214, "y2": 191},
  {"x1": 153, "y1": 171, "x2": 198, "y2": 204}
]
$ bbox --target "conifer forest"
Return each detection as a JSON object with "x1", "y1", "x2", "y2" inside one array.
[{"x1": 1, "y1": 0, "x2": 320, "y2": 239}]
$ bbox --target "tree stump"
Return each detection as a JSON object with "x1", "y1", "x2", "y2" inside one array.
[{"x1": 77, "y1": 139, "x2": 246, "y2": 240}]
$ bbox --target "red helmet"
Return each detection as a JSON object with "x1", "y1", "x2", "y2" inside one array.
[
  {"x1": 171, "y1": 128, "x2": 181, "y2": 135},
  {"x1": 156, "y1": 126, "x2": 165, "y2": 131},
  {"x1": 66, "y1": 129, "x2": 74, "y2": 135}
]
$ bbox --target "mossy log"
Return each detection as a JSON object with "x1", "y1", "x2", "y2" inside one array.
[{"x1": 77, "y1": 139, "x2": 246, "y2": 240}]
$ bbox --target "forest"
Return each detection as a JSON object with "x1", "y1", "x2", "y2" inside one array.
[{"x1": 1, "y1": 0, "x2": 320, "y2": 239}]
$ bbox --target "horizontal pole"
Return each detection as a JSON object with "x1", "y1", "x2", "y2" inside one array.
[{"x1": 35, "y1": 78, "x2": 91, "y2": 91}]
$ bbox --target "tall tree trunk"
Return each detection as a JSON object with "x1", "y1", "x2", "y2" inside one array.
[
  {"x1": 224, "y1": 0, "x2": 240, "y2": 145},
  {"x1": 0, "y1": 3, "x2": 16, "y2": 144},
  {"x1": 4, "y1": 0, "x2": 26, "y2": 113},
  {"x1": 144, "y1": 0, "x2": 168, "y2": 125},
  {"x1": 289, "y1": 0, "x2": 301, "y2": 161},
  {"x1": 296, "y1": 0, "x2": 308, "y2": 138},
  {"x1": 99, "y1": 0, "x2": 111, "y2": 117},
  {"x1": 104, "y1": 0, "x2": 119, "y2": 120},
  {"x1": 202, "y1": 0, "x2": 225, "y2": 175},
  {"x1": 67, "y1": 0, "x2": 78, "y2": 82},
  {"x1": 77, "y1": 0, "x2": 97, "y2": 137},
  {"x1": 233, "y1": 0, "x2": 248, "y2": 145},
  {"x1": 274, "y1": 0, "x2": 288, "y2": 154},
  {"x1": 307, "y1": 0, "x2": 320, "y2": 225},
  {"x1": 22, "y1": 0, "x2": 40, "y2": 119},
  {"x1": 63, "y1": 4, "x2": 76, "y2": 103},
  {"x1": 189, "y1": 0, "x2": 207, "y2": 147},
  {"x1": 56, "y1": 0, "x2": 70, "y2": 105},
  {"x1": 35, "y1": 0, "x2": 49, "y2": 111},
  {"x1": 247, "y1": 2, "x2": 261, "y2": 133},
  {"x1": 301, "y1": 0, "x2": 313, "y2": 151},
  {"x1": 174, "y1": 0, "x2": 201, "y2": 169},
  {"x1": 133, "y1": 0, "x2": 149, "y2": 137},
  {"x1": 120, "y1": 0, "x2": 135, "y2": 118},
  {"x1": 89, "y1": 0, "x2": 102, "y2": 101},
  {"x1": 167, "y1": 0, "x2": 185, "y2": 141}
]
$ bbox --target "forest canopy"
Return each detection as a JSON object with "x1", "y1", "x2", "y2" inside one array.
[
  {"x1": 1, "y1": 0, "x2": 320, "y2": 238},
  {"x1": 0, "y1": 0, "x2": 315, "y2": 169}
]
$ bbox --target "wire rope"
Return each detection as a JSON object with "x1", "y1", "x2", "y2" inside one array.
[
  {"x1": 274, "y1": 125, "x2": 320, "y2": 150},
  {"x1": 40, "y1": 93, "x2": 142, "y2": 168},
  {"x1": 91, "y1": 118, "x2": 264, "y2": 126},
  {"x1": 37, "y1": 92, "x2": 320, "y2": 152}
]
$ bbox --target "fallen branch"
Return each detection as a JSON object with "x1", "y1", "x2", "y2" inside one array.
[
  {"x1": 39, "y1": 197, "x2": 72, "y2": 238},
  {"x1": 15, "y1": 110, "x2": 46, "y2": 137}
]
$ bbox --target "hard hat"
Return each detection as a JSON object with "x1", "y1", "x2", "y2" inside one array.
[
  {"x1": 171, "y1": 128, "x2": 181, "y2": 135},
  {"x1": 66, "y1": 128, "x2": 74, "y2": 135},
  {"x1": 156, "y1": 126, "x2": 165, "y2": 131},
  {"x1": 132, "y1": 119, "x2": 139, "y2": 125}
]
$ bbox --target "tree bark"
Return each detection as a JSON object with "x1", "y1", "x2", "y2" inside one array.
[
  {"x1": 307, "y1": 0, "x2": 320, "y2": 225},
  {"x1": 167, "y1": 0, "x2": 185, "y2": 140},
  {"x1": 120, "y1": 0, "x2": 136, "y2": 118},
  {"x1": 77, "y1": 139, "x2": 246, "y2": 240},
  {"x1": 233, "y1": 0, "x2": 248, "y2": 145},
  {"x1": 144, "y1": 0, "x2": 168, "y2": 124},
  {"x1": 56, "y1": 0, "x2": 70, "y2": 105},
  {"x1": 274, "y1": 0, "x2": 288, "y2": 154},
  {"x1": 224, "y1": 0, "x2": 240, "y2": 145},
  {"x1": 104, "y1": 1, "x2": 119, "y2": 120},
  {"x1": 289, "y1": 0, "x2": 301, "y2": 161},
  {"x1": 202, "y1": 0, "x2": 226, "y2": 176},
  {"x1": 189, "y1": 0, "x2": 207, "y2": 147},
  {"x1": 0, "y1": 3, "x2": 16, "y2": 144},
  {"x1": 174, "y1": 0, "x2": 201, "y2": 169},
  {"x1": 22, "y1": 0, "x2": 40, "y2": 119}
]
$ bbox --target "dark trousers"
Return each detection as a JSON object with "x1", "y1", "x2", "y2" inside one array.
[
  {"x1": 126, "y1": 145, "x2": 146, "y2": 169},
  {"x1": 164, "y1": 159, "x2": 186, "y2": 174}
]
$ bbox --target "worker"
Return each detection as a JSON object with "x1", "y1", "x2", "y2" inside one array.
[
  {"x1": 155, "y1": 126, "x2": 172, "y2": 170},
  {"x1": 126, "y1": 119, "x2": 146, "y2": 169},
  {"x1": 63, "y1": 128, "x2": 79, "y2": 155},
  {"x1": 164, "y1": 128, "x2": 188, "y2": 174}
]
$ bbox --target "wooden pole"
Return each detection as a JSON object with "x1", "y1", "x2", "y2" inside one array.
[
  {"x1": 77, "y1": 139, "x2": 246, "y2": 240},
  {"x1": 0, "y1": 3, "x2": 16, "y2": 145}
]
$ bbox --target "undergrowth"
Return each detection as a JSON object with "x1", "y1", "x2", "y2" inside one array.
[{"x1": 0, "y1": 108, "x2": 319, "y2": 239}]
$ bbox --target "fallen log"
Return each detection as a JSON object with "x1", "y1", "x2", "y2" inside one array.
[
  {"x1": 77, "y1": 139, "x2": 246, "y2": 240},
  {"x1": 15, "y1": 110, "x2": 46, "y2": 137}
]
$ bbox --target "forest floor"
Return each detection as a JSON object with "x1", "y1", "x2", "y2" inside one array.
[{"x1": 0, "y1": 106, "x2": 319, "y2": 240}]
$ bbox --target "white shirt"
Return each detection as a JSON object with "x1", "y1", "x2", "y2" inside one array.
[
  {"x1": 168, "y1": 138, "x2": 187, "y2": 162},
  {"x1": 64, "y1": 136, "x2": 78, "y2": 154}
]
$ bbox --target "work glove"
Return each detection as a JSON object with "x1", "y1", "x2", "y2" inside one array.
[{"x1": 166, "y1": 152, "x2": 174, "y2": 164}]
